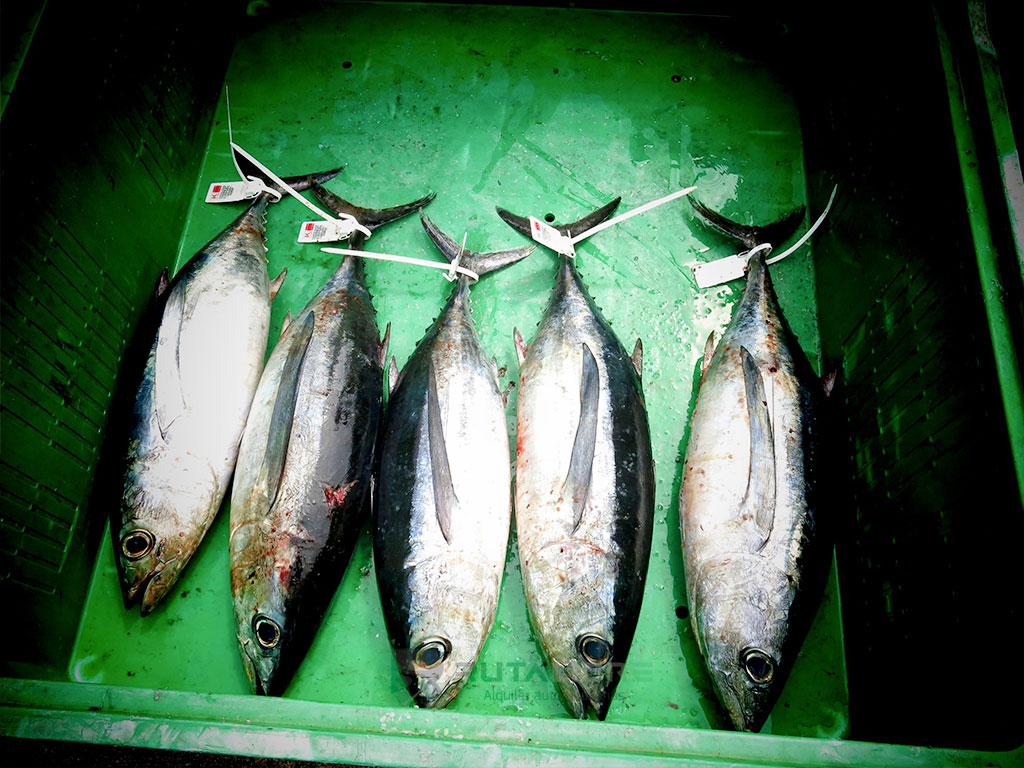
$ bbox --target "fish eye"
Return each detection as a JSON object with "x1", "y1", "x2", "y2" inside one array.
[
  {"x1": 413, "y1": 637, "x2": 451, "y2": 669},
  {"x1": 577, "y1": 633, "x2": 611, "y2": 667},
  {"x1": 741, "y1": 647, "x2": 776, "y2": 684},
  {"x1": 252, "y1": 615, "x2": 282, "y2": 649},
  {"x1": 121, "y1": 530, "x2": 155, "y2": 560}
]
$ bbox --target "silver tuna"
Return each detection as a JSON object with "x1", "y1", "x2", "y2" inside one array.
[
  {"x1": 680, "y1": 198, "x2": 830, "y2": 732},
  {"x1": 496, "y1": 199, "x2": 655, "y2": 720},
  {"x1": 113, "y1": 157, "x2": 340, "y2": 615},
  {"x1": 374, "y1": 212, "x2": 534, "y2": 709},
  {"x1": 229, "y1": 185, "x2": 433, "y2": 695}
]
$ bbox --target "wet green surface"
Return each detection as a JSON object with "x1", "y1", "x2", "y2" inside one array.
[{"x1": 70, "y1": 2, "x2": 847, "y2": 738}]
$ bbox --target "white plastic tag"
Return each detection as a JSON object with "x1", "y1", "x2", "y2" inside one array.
[
  {"x1": 692, "y1": 254, "x2": 750, "y2": 289},
  {"x1": 205, "y1": 180, "x2": 264, "y2": 203},
  {"x1": 297, "y1": 219, "x2": 355, "y2": 243},
  {"x1": 529, "y1": 216, "x2": 576, "y2": 257}
]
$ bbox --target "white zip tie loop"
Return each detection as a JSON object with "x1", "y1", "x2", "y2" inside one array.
[
  {"x1": 764, "y1": 184, "x2": 838, "y2": 264},
  {"x1": 322, "y1": 248, "x2": 480, "y2": 282},
  {"x1": 230, "y1": 142, "x2": 371, "y2": 239},
  {"x1": 570, "y1": 186, "x2": 699, "y2": 245},
  {"x1": 445, "y1": 233, "x2": 468, "y2": 283},
  {"x1": 245, "y1": 175, "x2": 282, "y2": 202}
]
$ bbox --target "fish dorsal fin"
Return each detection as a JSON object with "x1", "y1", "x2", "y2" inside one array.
[
  {"x1": 513, "y1": 328, "x2": 527, "y2": 367},
  {"x1": 379, "y1": 322, "x2": 391, "y2": 369},
  {"x1": 739, "y1": 346, "x2": 775, "y2": 549},
  {"x1": 154, "y1": 280, "x2": 188, "y2": 440},
  {"x1": 565, "y1": 343, "x2": 600, "y2": 533},
  {"x1": 428, "y1": 361, "x2": 457, "y2": 543},
  {"x1": 279, "y1": 310, "x2": 292, "y2": 340},
  {"x1": 269, "y1": 269, "x2": 287, "y2": 301},
  {"x1": 259, "y1": 311, "x2": 315, "y2": 509}
]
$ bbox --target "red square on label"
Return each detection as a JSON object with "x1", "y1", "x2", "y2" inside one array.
[
  {"x1": 534, "y1": 221, "x2": 540, "y2": 230},
  {"x1": 213, "y1": 185, "x2": 221, "y2": 193},
  {"x1": 306, "y1": 222, "x2": 315, "y2": 231}
]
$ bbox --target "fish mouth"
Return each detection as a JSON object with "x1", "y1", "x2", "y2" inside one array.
[
  {"x1": 552, "y1": 659, "x2": 587, "y2": 719},
  {"x1": 413, "y1": 677, "x2": 463, "y2": 709}
]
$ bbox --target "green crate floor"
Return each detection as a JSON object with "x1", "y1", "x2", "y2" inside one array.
[{"x1": 70, "y1": 2, "x2": 847, "y2": 738}]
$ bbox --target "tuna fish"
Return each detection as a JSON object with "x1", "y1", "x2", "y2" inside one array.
[
  {"x1": 495, "y1": 198, "x2": 655, "y2": 720},
  {"x1": 113, "y1": 154, "x2": 341, "y2": 615},
  {"x1": 374, "y1": 212, "x2": 534, "y2": 709},
  {"x1": 229, "y1": 185, "x2": 433, "y2": 695},
  {"x1": 679, "y1": 198, "x2": 830, "y2": 732}
]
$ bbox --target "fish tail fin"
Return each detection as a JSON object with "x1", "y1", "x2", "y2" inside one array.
[
  {"x1": 689, "y1": 197, "x2": 805, "y2": 251},
  {"x1": 311, "y1": 184, "x2": 436, "y2": 232},
  {"x1": 420, "y1": 210, "x2": 534, "y2": 277},
  {"x1": 494, "y1": 197, "x2": 622, "y2": 240},
  {"x1": 230, "y1": 146, "x2": 342, "y2": 196}
]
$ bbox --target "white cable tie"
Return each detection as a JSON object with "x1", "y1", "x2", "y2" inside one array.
[
  {"x1": 245, "y1": 175, "x2": 282, "y2": 203},
  {"x1": 741, "y1": 242, "x2": 773, "y2": 262},
  {"x1": 230, "y1": 141, "x2": 372, "y2": 239},
  {"x1": 322, "y1": 248, "x2": 480, "y2": 282},
  {"x1": 765, "y1": 184, "x2": 838, "y2": 265},
  {"x1": 570, "y1": 186, "x2": 698, "y2": 245},
  {"x1": 446, "y1": 233, "x2": 468, "y2": 282}
]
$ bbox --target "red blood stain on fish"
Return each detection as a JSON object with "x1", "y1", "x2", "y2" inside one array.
[{"x1": 322, "y1": 480, "x2": 357, "y2": 508}]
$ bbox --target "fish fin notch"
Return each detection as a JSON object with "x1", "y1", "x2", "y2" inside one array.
[
  {"x1": 565, "y1": 343, "x2": 600, "y2": 533},
  {"x1": 739, "y1": 346, "x2": 775, "y2": 549},
  {"x1": 420, "y1": 210, "x2": 534, "y2": 277},
  {"x1": 312, "y1": 184, "x2": 435, "y2": 232},
  {"x1": 230, "y1": 147, "x2": 342, "y2": 196},
  {"x1": 428, "y1": 362, "x2": 457, "y2": 543},
  {"x1": 689, "y1": 197, "x2": 805, "y2": 251},
  {"x1": 495, "y1": 197, "x2": 621, "y2": 240}
]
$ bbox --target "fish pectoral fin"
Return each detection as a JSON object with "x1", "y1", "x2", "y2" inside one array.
[
  {"x1": 513, "y1": 328, "x2": 527, "y2": 367},
  {"x1": 428, "y1": 361, "x2": 458, "y2": 543},
  {"x1": 279, "y1": 310, "x2": 292, "y2": 340},
  {"x1": 739, "y1": 346, "x2": 776, "y2": 548},
  {"x1": 631, "y1": 338, "x2": 643, "y2": 378},
  {"x1": 154, "y1": 279, "x2": 188, "y2": 439},
  {"x1": 256, "y1": 311, "x2": 315, "y2": 507},
  {"x1": 565, "y1": 343, "x2": 600, "y2": 533}
]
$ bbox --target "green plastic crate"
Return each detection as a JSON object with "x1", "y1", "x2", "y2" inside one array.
[{"x1": 2, "y1": 2, "x2": 1021, "y2": 765}]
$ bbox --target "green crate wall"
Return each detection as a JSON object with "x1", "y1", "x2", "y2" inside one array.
[{"x1": 0, "y1": 0, "x2": 235, "y2": 678}]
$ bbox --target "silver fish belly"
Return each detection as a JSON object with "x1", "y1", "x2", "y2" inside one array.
[
  {"x1": 115, "y1": 196, "x2": 274, "y2": 614},
  {"x1": 375, "y1": 217, "x2": 531, "y2": 709},
  {"x1": 514, "y1": 256, "x2": 654, "y2": 720},
  {"x1": 680, "y1": 253, "x2": 826, "y2": 732}
]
